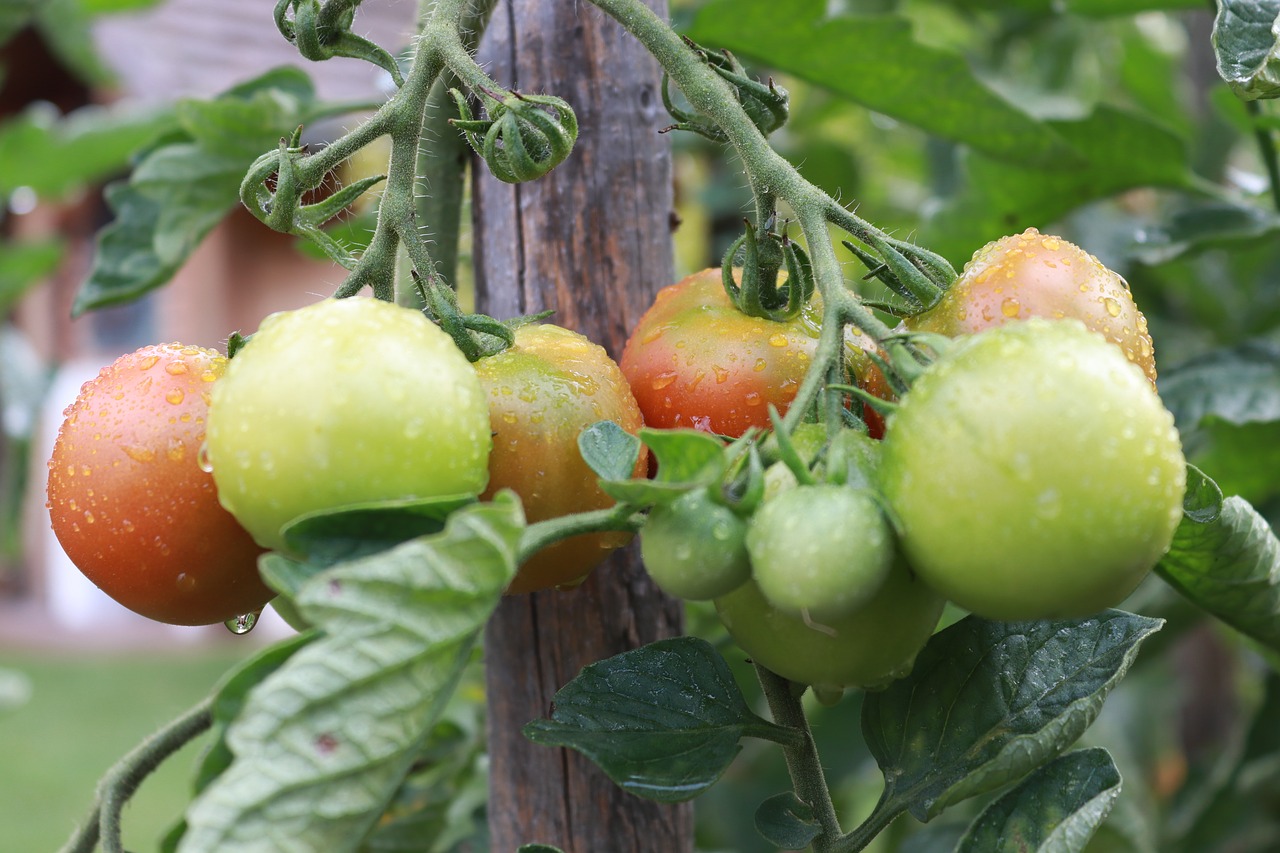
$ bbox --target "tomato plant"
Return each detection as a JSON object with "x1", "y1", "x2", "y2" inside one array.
[
  {"x1": 715, "y1": 559, "x2": 945, "y2": 692},
  {"x1": 474, "y1": 323, "x2": 646, "y2": 594},
  {"x1": 46, "y1": 344, "x2": 270, "y2": 626},
  {"x1": 620, "y1": 267, "x2": 820, "y2": 437},
  {"x1": 880, "y1": 319, "x2": 1186, "y2": 621},
  {"x1": 908, "y1": 228, "x2": 1157, "y2": 383},
  {"x1": 747, "y1": 483, "x2": 894, "y2": 622},
  {"x1": 205, "y1": 298, "x2": 492, "y2": 552},
  {"x1": 639, "y1": 486, "x2": 750, "y2": 600}
]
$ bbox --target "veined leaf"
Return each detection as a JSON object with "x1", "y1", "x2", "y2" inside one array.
[
  {"x1": 1214, "y1": 0, "x2": 1280, "y2": 100},
  {"x1": 862, "y1": 611, "x2": 1161, "y2": 822}
]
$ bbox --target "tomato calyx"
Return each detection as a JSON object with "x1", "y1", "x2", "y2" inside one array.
[
  {"x1": 415, "y1": 277, "x2": 554, "y2": 362},
  {"x1": 842, "y1": 234, "x2": 954, "y2": 315},
  {"x1": 720, "y1": 219, "x2": 815, "y2": 321},
  {"x1": 661, "y1": 39, "x2": 789, "y2": 141},
  {"x1": 449, "y1": 86, "x2": 578, "y2": 184}
]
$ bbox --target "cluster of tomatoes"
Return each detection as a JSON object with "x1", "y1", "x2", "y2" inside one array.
[{"x1": 47, "y1": 228, "x2": 1187, "y2": 696}]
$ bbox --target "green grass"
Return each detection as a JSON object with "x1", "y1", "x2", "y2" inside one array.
[{"x1": 0, "y1": 645, "x2": 253, "y2": 852}]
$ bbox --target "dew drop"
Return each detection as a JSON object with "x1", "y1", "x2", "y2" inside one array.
[
  {"x1": 744, "y1": 391, "x2": 763, "y2": 407},
  {"x1": 1000, "y1": 297, "x2": 1021, "y2": 318},
  {"x1": 712, "y1": 366, "x2": 729, "y2": 384},
  {"x1": 165, "y1": 361, "x2": 188, "y2": 375},
  {"x1": 123, "y1": 444, "x2": 156, "y2": 464},
  {"x1": 753, "y1": 358, "x2": 767, "y2": 373},
  {"x1": 176, "y1": 573, "x2": 197, "y2": 592},
  {"x1": 165, "y1": 389, "x2": 185, "y2": 405},
  {"x1": 651, "y1": 372, "x2": 677, "y2": 390},
  {"x1": 225, "y1": 611, "x2": 260, "y2": 635},
  {"x1": 197, "y1": 442, "x2": 213, "y2": 473},
  {"x1": 768, "y1": 333, "x2": 789, "y2": 348},
  {"x1": 1103, "y1": 297, "x2": 1121, "y2": 317},
  {"x1": 138, "y1": 355, "x2": 160, "y2": 370}
]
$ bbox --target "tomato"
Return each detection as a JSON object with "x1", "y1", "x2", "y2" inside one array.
[
  {"x1": 715, "y1": 559, "x2": 945, "y2": 691},
  {"x1": 206, "y1": 298, "x2": 492, "y2": 552},
  {"x1": 640, "y1": 488, "x2": 750, "y2": 600},
  {"x1": 620, "y1": 268, "x2": 820, "y2": 437},
  {"x1": 747, "y1": 484, "x2": 894, "y2": 622},
  {"x1": 908, "y1": 228, "x2": 1157, "y2": 383},
  {"x1": 46, "y1": 344, "x2": 271, "y2": 625},
  {"x1": 474, "y1": 323, "x2": 646, "y2": 594},
  {"x1": 880, "y1": 319, "x2": 1186, "y2": 621}
]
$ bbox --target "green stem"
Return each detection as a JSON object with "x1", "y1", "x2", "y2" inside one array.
[
  {"x1": 60, "y1": 698, "x2": 214, "y2": 853},
  {"x1": 831, "y1": 795, "x2": 907, "y2": 853},
  {"x1": 518, "y1": 506, "x2": 646, "y2": 565},
  {"x1": 755, "y1": 664, "x2": 843, "y2": 851},
  {"x1": 1246, "y1": 101, "x2": 1280, "y2": 212}
]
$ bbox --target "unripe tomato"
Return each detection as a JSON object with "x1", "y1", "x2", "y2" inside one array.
[
  {"x1": 908, "y1": 228, "x2": 1157, "y2": 383},
  {"x1": 474, "y1": 323, "x2": 646, "y2": 594},
  {"x1": 640, "y1": 488, "x2": 750, "y2": 601},
  {"x1": 620, "y1": 268, "x2": 820, "y2": 437},
  {"x1": 206, "y1": 298, "x2": 492, "y2": 552},
  {"x1": 47, "y1": 344, "x2": 270, "y2": 625},
  {"x1": 715, "y1": 560, "x2": 945, "y2": 691},
  {"x1": 881, "y1": 319, "x2": 1186, "y2": 621},
  {"x1": 747, "y1": 484, "x2": 894, "y2": 622}
]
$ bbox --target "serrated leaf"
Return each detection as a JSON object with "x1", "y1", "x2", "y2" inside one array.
[
  {"x1": 861, "y1": 611, "x2": 1162, "y2": 822},
  {"x1": 578, "y1": 420, "x2": 642, "y2": 482},
  {"x1": 178, "y1": 497, "x2": 522, "y2": 853},
  {"x1": 0, "y1": 239, "x2": 62, "y2": 314},
  {"x1": 75, "y1": 181, "x2": 179, "y2": 314},
  {"x1": 686, "y1": 0, "x2": 1076, "y2": 168},
  {"x1": 600, "y1": 428, "x2": 727, "y2": 507},
  {"x1": 0, "y1": 101, "x2": 176, "y2": 198},
  {"x1": 1129, "y1": 203, "x2": 1280, "y2": 265},
  {"x1": 281, "y1": 493, "x2": 477, "y2": 568},
  {"x1": 923, "y1": 107, "x2": 1197, "y2": 265},
  {"x1": 1157, "y1": 492, "x2": 1280, "y2": 653},
  {"x1": 1214, "y1": 0, "x2": 1280, "y2": 100},
  {"x1": 754, "y1": 791, "x2": 821, "y2": 850},
  {"x1": 523, "y1": 636, "x2": 794, "y2": 803},
  {"x1": 956, "y1": 748, "x2": 1122, "y2": 853},
  {"x1": 1160, "y1": 341, "x2": 1280, "y2": 429}
]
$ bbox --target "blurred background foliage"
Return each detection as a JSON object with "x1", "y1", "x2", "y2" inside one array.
[{"x1": 1, "y1": 0, "x2": 1279, "y2": 851}]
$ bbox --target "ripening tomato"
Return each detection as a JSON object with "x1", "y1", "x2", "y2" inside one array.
[
  {"x1": 620, "y1": 268, "x2": 820, "y2": 437},
  {"x1": 880, "y1": 319, "x2": 1186, "y2": 621},
  {"x1": 206, "y1": 298, "x2": 492, "y2": 552},
  {"x1": 475, "y1": 323, "x2": 646, "y2": 594},
  {"x1": 47, "y1": 344, "x2": 271, "y2": 625},
  {"x1": 908, "y1": 228, "x2": 1157, "y2": 383}
]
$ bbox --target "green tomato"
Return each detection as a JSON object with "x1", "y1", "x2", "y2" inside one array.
[
  {"x1": 880, "y1": 318, "x2": 1186, "y2": 621},
  {"x1": 747, "y1": 484, "x2": 894, "y2": 622},
  {"x1": 206, "y1": 298, "x2": 492, "y2": 551},
  {"x1": 640, "y1": 488, "x2": 750, "y2": 600},
  {"x1": 715, "y1": 559, "x2": 945, "y2": 691}
]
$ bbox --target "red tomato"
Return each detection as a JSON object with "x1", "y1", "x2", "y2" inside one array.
[
  {"x1": 475, "y1": 324, "x2": 647, "y2": 594},
  {"x1": 620, "y1": 268, "x2": 820, "y2": 437},
  {"x1": 46, "y1": 344, "x2": 270, "y2": 626}
]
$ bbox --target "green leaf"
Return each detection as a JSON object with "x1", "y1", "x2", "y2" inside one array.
[
  {"x1": 1129, "y1": 203, "x2": 1280, "y2": 265},
  {"x1": 1214, "y1": 0, "x2": 1280, "y2": 101},
  {"x1": 523, "y1": 636, "x2": 795, "y2": 803},
  {"x1": 179, "y1": 497, "x2": 522, "y2": 852},
  {"x1": 599, "y1": 428, "x2": 726, "y2": 506},
  {"x1": 32, "y1": 0, "x2": 112, "y2": 85},
  {"x1": 280, "y1": 493, "x2": 477, "y2": 568},
  {"x1": 0, "y1": 102, "x2": 176, "y2": 198},
  {"x1": 0, "y1": 239, "x2": 62, "y2": 314},
  {"x1": 75, "y1": 181, "x2": 178, "y2": 315},
  {"x1": 754, "y1": 792, "x2": 821, "y2": 850},
  {"x1": 861, "y1": 611, "x2": 1162, "y2": 822},
  {"x1": 578, "y1": 420, "x2": 642, "y2": 482},
  {"x1": 686, "y1": 0, "x2": 1076, "y2": 168},
  {"x1": 923, "y1": 107, "x2": 1198, "y2": 265},
  {"x1": 1156, "y1": 492, "x2": 1280, "y2": 653},
  {"x1": 1159, "y1": 341, "x2": 1280, "y2": 429},
  {"x1": 956, "y1": 748, "x2": 1122, "y2": 853},
  {"x1": 76, "y1": 67, "x2": 318, "y2": 314}
]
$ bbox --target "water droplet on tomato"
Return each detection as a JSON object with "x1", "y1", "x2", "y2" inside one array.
[
  {"x1": 167, "y1": 439, "x2": 186, "y2": 462},
  {"x1": 768, "y1": 334, "x2": 788, "y2": 348},
  {"x1": 745, "y1": 392, "x2": 763, "y2": 407},
  {"x1": 138, "y1": 355, "x2": 160, "y2": 370},
  {"x1": 165, "y1": 360, "x2": 188, "y2": 375},
  {"x1": 176, "y1": 573, "x2": 197, "y2": 592},
  {"x1": 1103, "y1": 297, "x2": 1121, "y2": 317},
  {"x1": 712, "y1": 366, "x2": 729, "y2": 384},
  {"x1": 83, "y1": 510, "x2": 95, "y2": 524},
  {"x1": 225, "y1": 611, "x2": 260, "y2": 635},
  {"x1": 197, "y1": 442, "x2": 213, "y2": 473},
  {"x1": 122, "y1": 444, "x2": 156, "y2": 463},
  {"x1": 651, "y1": 372, "x2": 677, "y2": 390},
  {"x1": 1000, "y1": 297, "x2": 1020, "y2": 318},
  {"x1": 753, "y1": 358, "x2": 767, "y2": 373},
  {"x1": 165, "y1": 389, "x2": 185, "y2": 405}
]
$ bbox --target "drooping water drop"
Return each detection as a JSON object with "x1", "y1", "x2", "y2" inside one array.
[{"x1": 225, "y1": 610, "x2": 260, "y2": 635}]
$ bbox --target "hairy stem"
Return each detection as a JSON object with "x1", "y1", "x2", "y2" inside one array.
[
  {"x1": 755, "y1": 664, "x2": 843, "y2": 850},
  {"x1": 60, "y1": 698, "x2": 214, "y2": 853}
]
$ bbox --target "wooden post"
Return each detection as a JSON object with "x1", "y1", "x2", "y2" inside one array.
[{"x1": 473, "y1": 1, "x2": 692, "y2": 850}]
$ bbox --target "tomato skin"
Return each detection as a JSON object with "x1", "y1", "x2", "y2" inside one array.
[
  {"x1": 748, "y1": 484, "x2": 894, "y2": 622},
  {"x1": 880, "y1": 319, "x2": 1186, "y2": 621},
  {"x1": 640, "y1": 488, "x2": 750, "y2": 601},
  {"x1": 909, "y1": 228, "x2": 1157, "y2": 383},
  {"x1": 46, "y1": 344, "x2": 270, "y2": 626},
  {"x1": 715, "y1": 560, "x2": 945, "y2": 691},
  {"x1": 475, "y1": 324, "x2": 646, "y2": 594},
  {"x1": 620, "y1": 268, "x2": 820, "y2": 437},
  {"x1": 206, "y1": 298, "x2": 492, "y2": 552}
]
